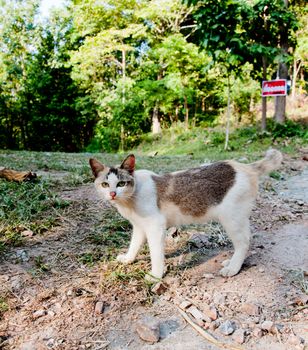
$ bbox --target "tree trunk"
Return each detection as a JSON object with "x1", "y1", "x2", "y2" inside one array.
[
  {"x1": 274, "y1": 62, "x2": 287, "y2": 123},
  {"x1": 184, "y1": 95, "x2": 189, "y2": 130},
  {"x1": 274, "y1": 0, "x2": 288, "y2": 124},
  {"x1": 152, "y1": 72, "x2": 162, "y2": 134},
  {"x1": 152, "y1": 104, "x2": 162, "y2": 134},
  {"x1": 261, "y1": 56, "x2": 267, "y2": 131},
  {"x1": 224, "y1": 75, "x2": 231, "y2": 151}
]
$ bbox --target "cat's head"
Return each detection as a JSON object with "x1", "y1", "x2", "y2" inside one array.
[{"x1": 89, "y1": 154, "x2": 135, "y2": 204}]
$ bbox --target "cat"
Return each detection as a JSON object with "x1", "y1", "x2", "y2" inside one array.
[{"x1": 89, "y1": 149, "x2": 282, "y2": 280}]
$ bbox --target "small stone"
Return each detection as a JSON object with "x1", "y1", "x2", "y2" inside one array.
[
  {"x1": 287, "y1": 334, "x2": 305, "y2": 347},
  {"x1": 47, "y1": 310, "x2": 55, "y2": 317},
  {"x1": 202, "y1": 305, "x2": 218, "y2": 321},
  {"x1": 94, "y1": 301, "x2": 105, "y2": 315},
  {"x1": 261, "y1": 320, "x2": 274, "y2": 332},
  {"x1": 188, "y1": 232, "x2": 210, "y2": 248},
  {"x1": 241, "y1": 302, "x2": 261, "y2": 316},
  {"x1": 218, "y1": 320, "x2": 237, "y2": 336},
  {"x1": 232, "y1": 329, "x2": 246, "y2": 344},
  {"x1": 252, "y1": 327, "x2": 263, "y2": 338},
  {"x1": 33, "y1": 309, "x2": 47, "y2": 320},
  {"x1": 203, "y1": 273, "x2": 215, "y2": 279},
  {"x1": 136, "y1": 316, "x2": 160, "y2": 343},
  {"x1": 16, "y1": 249, "x2": 30, "y2": 262},
  {"x1": 151, "y1": 282, "x2": 168, "y2": 295},
  {"x1": 187, "y1": 305, "x2": 211, "y2": 324},
  {"x1": 179, "y1": 300, "x2": 192, "y2": 310},
  {"x1": 21, "y1": 230, "x2": 34, "y2": 237}
]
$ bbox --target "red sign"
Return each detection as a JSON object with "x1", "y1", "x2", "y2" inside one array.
[{"x1": 262, "y1": 79, "x2": 287, "y2": 97}]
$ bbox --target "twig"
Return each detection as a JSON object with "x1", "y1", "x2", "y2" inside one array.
[{"x1": 177, "y1": 306, "x2": 244, "y2": 350}]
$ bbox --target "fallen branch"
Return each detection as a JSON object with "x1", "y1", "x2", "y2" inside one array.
[
  {"x1": 0, "y1": 168, "x2": 37, "y2": 182},
  {"x1": 176, "y1": 306, "x2": 244, "y2": 350}
]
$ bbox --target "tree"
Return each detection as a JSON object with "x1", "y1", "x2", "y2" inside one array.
[{"x1": 0, "y1": 0, "x2": 40, "y2": 149}]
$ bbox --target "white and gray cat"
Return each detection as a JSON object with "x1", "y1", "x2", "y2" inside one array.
[{"x1": 90, "y1": 149, "x2": 282, "y2": 280}]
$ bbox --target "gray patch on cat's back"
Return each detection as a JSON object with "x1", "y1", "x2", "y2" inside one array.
[{"x1": 152, "y1": 162, "x2": 236, "y2": 217}]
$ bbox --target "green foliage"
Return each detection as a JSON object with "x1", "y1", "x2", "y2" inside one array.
[
  {"x1": 267, "y1": 119, "x2": 308, "y2": 139},
  {"x1": 0, "y1": 0, "x2": 306, "y2": 151}
]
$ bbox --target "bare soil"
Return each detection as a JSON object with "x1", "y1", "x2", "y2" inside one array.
[{"x1": 0, "y1": 155, "x2": 307, "y2": 350}]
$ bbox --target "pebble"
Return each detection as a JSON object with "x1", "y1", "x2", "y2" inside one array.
[
  {"x1": 179, "y1": 300, "x2": 192, "y2": 310},
  {"x1": 33, "y1": 309, "x2": 47, "y2": 320},
  {"x1": 202, "y1": 305, "x2": 218, "y2": 321},
  {"x1": 218, "y1": 320, "x2": 237, "y2": 336},
  {"x1": 94, "y1": 301, "x2": 105, "y2": 315},
  {"x1": 136, "y1": 316, "x2": 160, "y2": 343},
  {"x1": 261, "y1": 320, "x2": 274, "y2": 333},
  {"x1": 16, "y1": 249, "x2": 30, "y2": 262},
  {"x1": 252, "y1": 327, "x2": 263, "y2": 338},
  {"x1": 187, "y1": 305, "x2": 211, "y2": 324},
  {"x1": 241, "y1": 302, "x2": 261, "y2": 316},
  {"x1": 21, "y1": 230, "x2": 34, "y2": 237},
  {"x1": 232, "y1": 328, "x2": 246, "y2": 344}
]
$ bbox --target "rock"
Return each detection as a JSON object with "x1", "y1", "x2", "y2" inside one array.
[
  {"x1": 202, "y1": 304, "x2": 218, "y2": 321},
  {"x1": 203, "y1": 273, "x2": 215, "y2": 279},
  {"x1": 218, "y1": 320, "x2": 237, "y2": 336},
  {"x1": 187, "y1": 305, "x2": 211, "y2": 325},
  {"x1": 188, "y1": 232, "x2": 210, "y2": 248},
  {"x1": 232, "y1": 329, "x2": 246, "y2": 344},
  {"x1": 179, "y1": 300, "x2": 192, "y2": 310},
  {"x1": 261, "y1": 320, "x2": 274, "y2": 333},
  {"x1": 151, "y1": 281, "x2": 168, "y2": 295},
  {"x1": 241, "y1": 302, "x2": 261, "y2": 316},
  {"x1": 21, "y1": 230, "x2": 34, "y2": 237},
  {"x1": 16, "y1": 249, "x2": 30, "y2": 262},
  {"x1": 136, "y1": 316, "x2": 160, "y2": 343},
  {"x1": 252, "y1": 327, "x2": 263, "y2": 338},
  {"x1": 33, "y1": 309, "x2": 47, "y2": 320},
  {"x1": 287, "y1": 334, "x2": 305, "y2": 348},
  {"x1": 94, "y1": 301, "x2": 105, "y2": 315}
]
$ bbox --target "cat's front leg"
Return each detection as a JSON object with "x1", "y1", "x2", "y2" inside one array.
[
  {"x1": 145, "y1": 225, "x2": 166, "y2": 280},
  {"x1": 116, "y1": 225, "x2": 146, "y2": 264}
]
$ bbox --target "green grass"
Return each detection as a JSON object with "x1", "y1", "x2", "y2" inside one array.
[
  {"x1": 0, "y1": 179, "x2": 69, "y2": 252},
  {"x1": 134, "y1": 123, "x2": 307, "y2": 161}
]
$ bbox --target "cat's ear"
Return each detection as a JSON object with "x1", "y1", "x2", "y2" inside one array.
[
  {"x1": 89, "y1": 158, "x2": 105, "y2": 177},
  {"x1": 120, "y1": 154, "x2": 135, "y2": 174}
]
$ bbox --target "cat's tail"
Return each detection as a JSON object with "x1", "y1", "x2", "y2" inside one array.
[{"x1": 251, "y1": 149, "x2": 283, "y2": 176}]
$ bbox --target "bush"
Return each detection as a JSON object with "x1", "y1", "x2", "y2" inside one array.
[{"x1": 268, "y1": 120, "x2": 307, "y2": 139}]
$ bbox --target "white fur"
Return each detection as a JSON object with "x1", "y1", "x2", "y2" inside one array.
[{"x1": 94, "y1": 167, "x2": 256, "y2": 280}]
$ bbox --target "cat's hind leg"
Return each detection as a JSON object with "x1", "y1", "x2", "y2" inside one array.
[
  {"x1": 116, "y1": 225, "x2": 146, "y2": 264},
  {"x1": 219, "y1": 216, "x2": 250, "y2": 277}
]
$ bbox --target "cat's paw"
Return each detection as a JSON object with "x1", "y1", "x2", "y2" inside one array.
[
  {"x1": 219, "y1": 265, "x2": 240, "y2": 277},
  {"x1": 221, "y1": 259, "x2": 230, "y2": 267},
  {"x1": 116, "y1": 254, "x2": 134, "y2": 264}
]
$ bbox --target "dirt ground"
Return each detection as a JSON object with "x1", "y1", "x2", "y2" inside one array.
[{"x1": 0, "y1": 153, "x2": 307, "y2": 350}]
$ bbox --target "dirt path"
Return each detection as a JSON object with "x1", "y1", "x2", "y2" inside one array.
[{"x1": 0, "y1": 157, "x2": 307, "y2": 350}]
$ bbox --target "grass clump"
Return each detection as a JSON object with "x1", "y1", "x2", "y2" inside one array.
[{"x1": 0, "y1": 179, "x2": 69, "y2": 252}]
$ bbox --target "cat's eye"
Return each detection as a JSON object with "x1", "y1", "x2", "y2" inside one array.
[
  {"x1": 101, "y1": 182, "x2": 109, "y2": 188},
  {"x1": 117, "y1": 181, "x2": 126, "y2": 187}
]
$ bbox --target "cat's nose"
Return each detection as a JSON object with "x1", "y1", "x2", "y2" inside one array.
[{"x1": 110, "y1": 191, "x2": 116, "y2": 199}]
